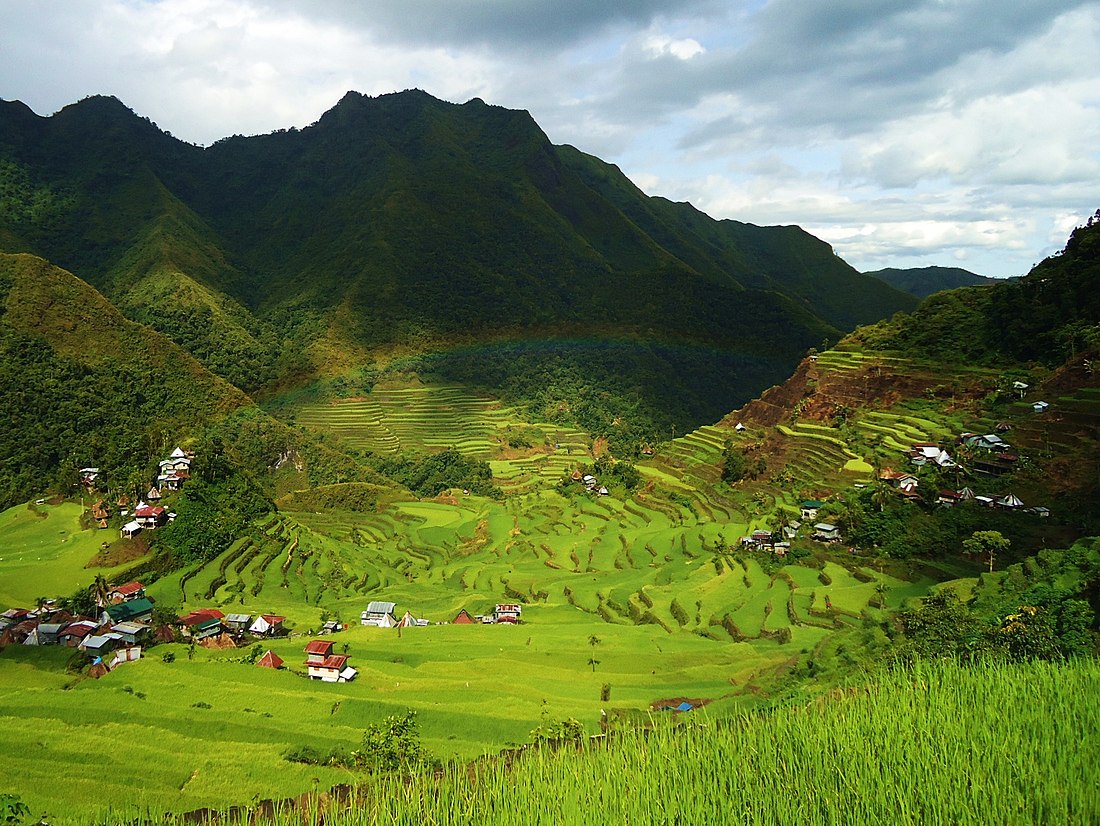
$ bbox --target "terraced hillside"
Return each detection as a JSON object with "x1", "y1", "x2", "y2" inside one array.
[
  {"x1": 149, "y1": 489, "x2": 924, "y2": 646},
  {"x1": 294, "y1": 384, "x2": 592, "y2": 494}
]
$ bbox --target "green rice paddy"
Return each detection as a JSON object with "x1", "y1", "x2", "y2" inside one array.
[{"x1": 0, "y1": 357, "x2": 1080, "y2": 822}]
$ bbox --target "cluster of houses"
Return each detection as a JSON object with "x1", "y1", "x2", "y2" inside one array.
[
  {"x1": 740, "y1": 499, "x2": 841, "y2": 554},
  {"x1": 252, "y1": 639, "x2": 360, "y2": 683},
  {"x1": 880, "y1": 431, "x2": 1047, "y2": 515},
  {"x1": 360, "y1": 601, "x2": 523, "y2": 627},
  {"x1": 0, "y1": 581, "x2": 158, "y2": 674},
  {"x1": 175, "y1": 609, "x2": 299, "y2": 641},
  {"x1": 570, "y1": 469, "x2": 609, "y2": 496},
  {"x1": 118, "y1": 447, "x2": 193, "y2": 539},
  {"x1": 303, "y1": 639, "x2": 356, "y2": 682},
  {"x1": 80, "y1": 447, "x2": 192, "y2": 538}
]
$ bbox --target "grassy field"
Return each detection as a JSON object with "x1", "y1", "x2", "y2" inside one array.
[
  {"x1": 27, "y1": 658, "x2": 1097, "y2": 826},
  {"x1": 0, "y1": 501, "x2": 136, "y2": 606},
  {"x1": 0, "y1": 480, "x2": 927, "y2": 820},
  {"x1": 2, "y1": 356, "x2": 1076, "y2": 822}
]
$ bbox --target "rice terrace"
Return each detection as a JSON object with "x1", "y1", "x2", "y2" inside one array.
[
  {"x1": 3, "y1": 342, "x2": 1099, "y2": 822},
  {"x1": 0, "y1": 78, "x2": 1099, "y2": 824}
]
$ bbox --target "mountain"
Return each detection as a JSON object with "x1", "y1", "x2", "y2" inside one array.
[
  {"x1": 853, "y1": 216, "x2": 1100, "y2": 366},
  {"x1": 0, "y1": 91, "x2": 915, "y2": 444},
  {"x1": 864, "y1": 266, "x2": 998, "y2": 298},
  {"x1": 721, "y1": 212, "x2": 1100, "y2": 547},
  {"x1": 0, "y1": 251, "x2": 378, "y2": 509}
]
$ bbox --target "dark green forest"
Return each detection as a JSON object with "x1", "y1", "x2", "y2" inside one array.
[{"x1": 0, "y1": 91, "x2": 914, "y2": 449}]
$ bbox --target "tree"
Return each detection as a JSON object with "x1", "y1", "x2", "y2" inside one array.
[
  {"x1": 587, "y1": 634, "x2": 601, "y2": 672},
  {"x1": 721, "y1": 444, "x2": 748, "y2": 483},
  {"x1": 899, "y1": 590, "x2": 988, "y2": 662},
  {"x1": 90, "y1": 574, "x2": 110, "y2": 610},
  {"x1": 358, "y1": 711, "x2": 425, "y2": 773},
  {"x1": 963, "y1": 530, "x2": 1010, "y2": 573}
]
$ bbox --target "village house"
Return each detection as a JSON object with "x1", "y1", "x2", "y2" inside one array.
[
  {"x1": 225, "y1": 613, "x2": 252, "y2": 633},
  {"x1": 106, "y1": 581, "x2": 145, "y2": 604},
  {"x1": 360, "y1": 601, "x2": 397, "y2": 628},
  {"x1": 937, "y1": 490, "x2": 964, "y2": 507},
  {"x1": 177, "y1": 609, "x2": 225, "y2": 640},
  {"x1": 156, "y1": 447, "x2": 193, "y2": 491},
  {"x1": 813, "y1": 523, "x2": 841, "y2": 542},
  {"x1": 27, "y1": 621, "x2": 66, "y2": 646},
  {"x1": 256, "y1": 650, "x2": 284, "y2": 669},
  {"x1": 134, "y1": 504, "x2": 167, "y2": 530},
  {"x1": 1032, "y1": 401, "x2": 1050, "y2": 413},
  {"x1": 90, "y1": 500, "x2": 109, "y2": 528},
  {"x1": 452, "y1": 609, "x2": 476, "y2": 624},
  {"x1": 880, "y1": 469, "x2": 919, "y2": 491},
  {"x1": 79, "y1": 632, "x2": 125, "y2": 656},
  {"x1": 751, "y1": 529, "x2": 774, "y2": 546},
  {"x1": 58, "y1": 620, "x2": 99, "y2": 647},
  {"x1": 304, "y1": 640, "x2": 356, "y2": 682},
  {"x1": 960, "y1": 433, "x2": 1010, "y2": 452},
  {"x1": 250, "y1": 614, "x2": 286, "y2": 637},
  {"x1": 396, "y1": 611, "x2": 424, "y2": 629},
  {"x1": 107, "y1": 647, "x2": 142, "y2": 670},
  {"x1": 321, "y1": 620, "x2": 344, "y2": 634},
  {"x1": 799, "y1": 500, "x2": 823, "y2": 520},
  {"x1": 103, "y1": 597, "x2": 154, "y2": 626},
  {"x1": 4, "y1": 619, "x2": 39, "y2": 645},
  {"x1": 110, "y1": 622, "x2": 149, "y2": 645},
  {"x1": 909, "y1": 443, "x2": 957, "y2": 468},
  {"x1": 0, "y1": 608, "x2": 31, "y2": 630},
  {"x1": 304, "y1": 639, "x2": 334, "y2": 664},
  {"x1": 120, "y1": 520, "x2": 141, "y2": 539},
  {"x1": 974, "y1": 452, "x2": 1017, "y2": 476},
  {"x1": 492, "y1": 604, "x2": 522, "y2": 624}
]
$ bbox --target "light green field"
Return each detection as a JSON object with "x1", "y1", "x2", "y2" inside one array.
[
  {"x1": 0, "y1": 481, "x2": 926, "y2": 819},
  {"x1": 0, "y1": 370, "x2": 963, "y2": 821},
  {"x1": 0, "y1": 502, "x2": 133, "y2": 606}
]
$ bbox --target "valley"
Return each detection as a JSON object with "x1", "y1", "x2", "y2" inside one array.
[
  {"x1": 0, "y1": 90, "x2": 1096, "y2": 824},
  {"x1": 1, "y1": 330, "x2": 1093, "y2": 820}
]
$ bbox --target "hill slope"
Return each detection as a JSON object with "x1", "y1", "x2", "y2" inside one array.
[
  {"x1": 0, "y1": 252, "x2": 367, "y2": 508},
  {"x1": 0, "y1": 91, "x2": 915, "y2": 439}
]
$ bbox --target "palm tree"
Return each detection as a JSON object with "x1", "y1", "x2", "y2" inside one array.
[{"x1": 90, "y1": 574, "x2": 110, "y2": 611}]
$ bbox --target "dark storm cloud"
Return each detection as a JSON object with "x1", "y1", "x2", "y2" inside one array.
[
  {"x1": 591, "y1": 0, "x2": 1092, "y2": 144},
  {"x1": 263, "y1": 0, "x2": 724, "y2": 50}
]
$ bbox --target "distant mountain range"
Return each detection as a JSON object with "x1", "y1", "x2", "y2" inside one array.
[{"x1": 864, "y1": 266, "x2": 999, "y2": 298}]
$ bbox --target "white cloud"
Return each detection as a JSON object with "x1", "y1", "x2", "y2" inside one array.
[
  {"x1": 0, "y1": 0, "x2": 1096, "y2": 276},
  {"x1": 641, "y1": 32, "x2": 705, "y2": 60}
]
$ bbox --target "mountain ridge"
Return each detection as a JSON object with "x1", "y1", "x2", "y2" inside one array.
[
  {"x1": 0, "y1": 89, "x2": 915, "y2": 447},
  {"x1": 864, "y1": 265, "x2": 999, "y2": 298}
]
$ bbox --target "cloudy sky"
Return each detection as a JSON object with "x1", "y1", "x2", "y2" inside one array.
[{"x1": 2, "y1": 0, "x2": 1098, "y2": 277}]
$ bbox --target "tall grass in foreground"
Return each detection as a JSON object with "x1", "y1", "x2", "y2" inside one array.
[{"x1": 132, "y1": 660, "x2": 1100, "y2": 825}]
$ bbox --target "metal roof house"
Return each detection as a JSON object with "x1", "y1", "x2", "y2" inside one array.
[{"x1": 360, "y1": 601, "x2": 397, "y2": 628}]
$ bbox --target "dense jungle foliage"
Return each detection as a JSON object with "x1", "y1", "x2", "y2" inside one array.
[{"x1": 854, "y1": 210, "x2": 1100, "y2": 365}]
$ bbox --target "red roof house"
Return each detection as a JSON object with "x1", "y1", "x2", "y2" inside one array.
[
  {"x1": 256, "y1": 650, "x2": 284, "y2": 669},
  {"x1": 304, "y1": 640, "x2": 335, "y2": 664},
  {"x1": 108, "y1": 581, "x2": 146, "y2": 604},
  {"x1": 306, "y1": 654, "x2": 356, "y2": 683},
  {"x1": 134, "y1": 505, "x2": 167, "y2": 529}
]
